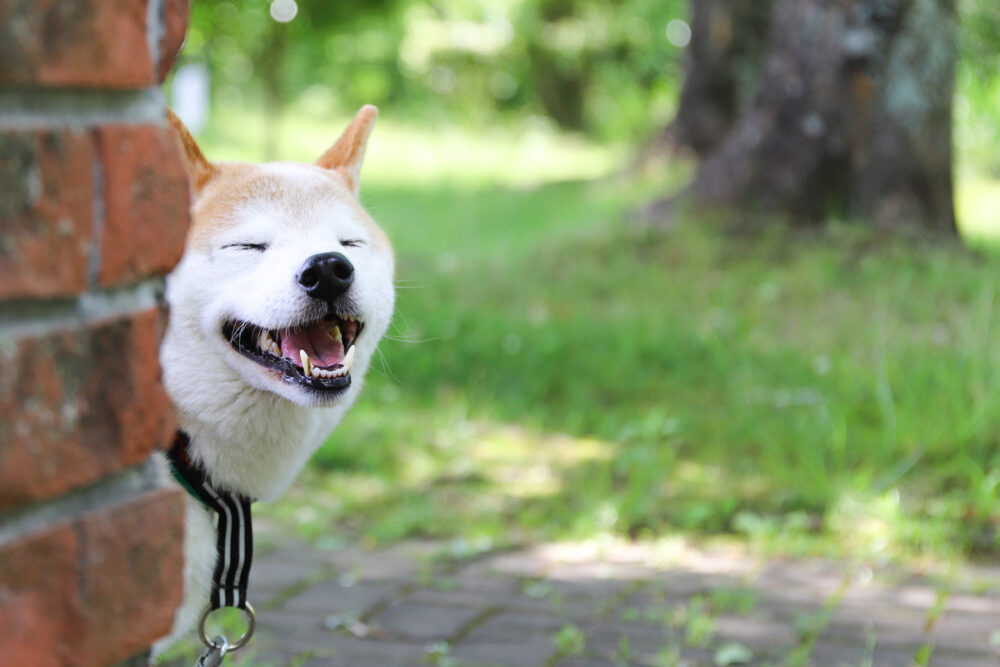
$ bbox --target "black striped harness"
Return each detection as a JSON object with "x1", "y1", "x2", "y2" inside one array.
[{"x1": 166, "y1": 431, "x2": 255, "y2": 610}]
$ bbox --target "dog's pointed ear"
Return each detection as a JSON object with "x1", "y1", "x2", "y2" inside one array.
[
  {"x1": 167, "y1": 108, "x2": 218, "y2": 193},
  {"x1": 316, "y1": 105, "x2": 377, "y2": 194}
]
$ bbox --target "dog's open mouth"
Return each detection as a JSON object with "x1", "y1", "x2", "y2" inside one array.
[{"x1": 222, "y1": 314, "x2": 363, "y2": 392}]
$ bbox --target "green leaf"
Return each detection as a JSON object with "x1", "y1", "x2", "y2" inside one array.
[
  {"x1": 553, "y1": 624, "x2": 587, "y2": 655},
  {"x1": 714, "y1": 642, "x2": 753, "y2": 666}
]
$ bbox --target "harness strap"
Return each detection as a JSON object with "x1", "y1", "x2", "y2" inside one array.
[{"x1": 166, "y1": 431, "x2": 255, "y2": 610}]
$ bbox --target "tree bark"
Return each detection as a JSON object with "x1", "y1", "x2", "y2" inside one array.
[
  {"x1": 676, "y1": 0, "x2": 957, "y2": 233},
  {"x1": 669, "y1": 0, "x2": 773, "y2": 157}
]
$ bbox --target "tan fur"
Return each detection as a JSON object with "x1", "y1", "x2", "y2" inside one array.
[
  {"x1": 187, "y1": 163, "x2": 390, "y2": 256},
  {"x1": 167, "y1": 109, "x2": 218, "y2": 191},
  {"x1": 169, "y1": 107, "x2": 386, "y2": 253},
  {"x1": 315, "y1": 104, "x2": 378, "y2": 193}
]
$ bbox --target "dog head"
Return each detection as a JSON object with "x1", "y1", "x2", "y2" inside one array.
[{"x1": 164, "y1": 107, "x2": 394, "y2": 408}]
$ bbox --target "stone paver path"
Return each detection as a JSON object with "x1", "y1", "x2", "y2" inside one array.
[{"x1": 233, "y1": 531, "x2": 1000, "y2": 666}]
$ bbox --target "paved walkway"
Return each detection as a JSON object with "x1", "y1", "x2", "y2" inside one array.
[{"x1": 235, "y1": 529, "x2": 1000, "y2": 666}]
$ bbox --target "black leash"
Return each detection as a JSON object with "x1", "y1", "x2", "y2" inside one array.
[{"x1": 166, "y1": 431, "x2": 257, "y2": 664}]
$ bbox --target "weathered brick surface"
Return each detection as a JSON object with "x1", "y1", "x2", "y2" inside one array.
[
  {"x1": 0, "y1": 0, "x2": 192, "y2": 661},
  {"x1": 0, "y1": 524, "x2": 74, "y2": 667},
  {"x1": 97, "y1": 124, "x2": 190, "y2": 286},
  {"x1": 0, "y1": 0, "x2": 155, "y2": 88},
  {"x1": 0, "y1": 129, "x2": 94, "y2": 299},
  {"x1": 0, "y1": 488, "x2": 185, "y2": 666},
  {"x1": 0, "y1": 308, "x2": 175, "y2": 511}
]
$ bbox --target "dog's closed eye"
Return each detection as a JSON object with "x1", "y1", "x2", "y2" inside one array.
[
  {"x1": 222, "y1": 242, "x2": 269, "y2": 252},
  {"x1": 340, "y1": 239, "x2": 365, "y2": 248}
]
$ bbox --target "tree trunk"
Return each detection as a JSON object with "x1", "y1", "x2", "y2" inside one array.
[
  {"x1": 677, "y1": 0, "x2": 957, "y2": 233},
  {"x1": 669, "y1": 0, "x2": 773, "y2": 157}
]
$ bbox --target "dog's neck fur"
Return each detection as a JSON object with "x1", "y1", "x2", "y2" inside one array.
[{"x1": 161, "y1": 302, "x2": 362, "y2": 501}]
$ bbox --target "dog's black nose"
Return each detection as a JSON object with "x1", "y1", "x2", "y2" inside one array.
[{"x1": 297, "y1": 252, "x2": 354, "y2": 302}]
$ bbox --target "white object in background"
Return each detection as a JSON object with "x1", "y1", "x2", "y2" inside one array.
[
  {"x1": 171, "y1": 63, "x2": 211, "y2": 134},
  {"x1": 270, "y1": 0, "x2": 298, "y2": 23}
]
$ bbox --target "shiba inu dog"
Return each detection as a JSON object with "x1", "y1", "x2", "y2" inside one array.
[{"x1": 153, "y1": 106, "x2": 394, "y2": 653}]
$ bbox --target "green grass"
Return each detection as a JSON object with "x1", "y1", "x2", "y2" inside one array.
[
  {"x1": 196, "y1": 109, "x2": 1000, "y2": 566},
  {"x1": 274, "y1": 202, "x2": 1000, "y2": 563}
]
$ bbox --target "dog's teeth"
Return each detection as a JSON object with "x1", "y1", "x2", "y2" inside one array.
[
  {"x1": 311, "y1": 366, "x2": 321, "y2": 378},
  {"x1": 342, "y1": 345, "x2": 356, "y2": 371},
  {"x1": 300, "y1": 349, "x2": 312, "y2": 375},
  {"x1": 331, "y1": 324, "x2": 342, "y2": 342},
  {"x1": 260, "y1": 331, "x2": 278, "y2": 355}
]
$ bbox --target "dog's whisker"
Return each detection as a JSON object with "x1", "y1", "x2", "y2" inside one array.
[
  {"x1": 373, "y1": 346, "x2": 399, "y2": 384},
  {"x1": 390, "y1": 309, "x2": 413, "y2": 335},
  {"x1": 382, "y1": 334, "x2": 434, "y2": 344},
  {"x1": 233, "y1": 321, "x2": 248, "y2": 345}
]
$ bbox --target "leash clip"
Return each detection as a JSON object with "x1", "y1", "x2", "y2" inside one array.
[
  {"x1": 196, "y1": 603, "x2": 256, "y2": 666},
  {"x1": 196, "y1": 635, "x2": 229, "y2": 667}
]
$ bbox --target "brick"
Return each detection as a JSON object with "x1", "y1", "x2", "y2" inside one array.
[
  {"x1": 97, "y1": 124, "x2": 190, "y2": 287},
  {"x1": 255, "y1": 609, "x2": 332, "y2": 644},
  {"x1": 297, "y1": 637, "x2": 431, "y2": 667},
  {"x1": 374, "y1": 600, "x2": 483, "y2": 641},
  {"x1": 451, "y1": 638, "x2": 557, "y2": 667},
  {"x1": 281, "y1": 580, "x2": 397, "y2": 616},
  {"x1": 0, "y1": 129, "x2": 93, "y2": 299},
  {"x1": 0, "y1": 308, "x2": 175, "y2": 511},
  {"x1": 159, "y1": 0, "x2": 191, "y2": 82},
  {"x1": 464, "y1": 612, "x2": 566, "y2": 642},
  {"x1": 0, "y1": 488, "x2": 185, "y2": 666},
  {"x1": 0, "y1": 0, "x2": 155, "y2": 88}
]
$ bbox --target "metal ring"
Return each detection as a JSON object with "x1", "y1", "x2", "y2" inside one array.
[{"x1": 198, "y1": 603, "x2": 256, "y2": 652}]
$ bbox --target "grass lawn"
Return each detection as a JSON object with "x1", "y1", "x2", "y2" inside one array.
[{"x1": 197, "y1": 109, "x2": 1000, "y2": 567}]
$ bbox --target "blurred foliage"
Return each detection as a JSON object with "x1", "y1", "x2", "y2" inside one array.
[
  {"x1": 180, "y1": 0, "x2": 686, "y2": 141},
  {"x1": 958, "y1": 0, "x2": 1000, "y2": 174},
  {"x1": 181, "y1": 0, "x2": 1000, "y2": 152}
]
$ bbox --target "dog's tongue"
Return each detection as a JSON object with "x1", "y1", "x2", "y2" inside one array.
[{"x1": 281, "y1": 323, "x2": 345, "y2": 368}]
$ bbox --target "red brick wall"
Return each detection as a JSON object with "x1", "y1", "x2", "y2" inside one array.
[{"x1": 0, "y1": 1, "x2": 191, "y2": 664}]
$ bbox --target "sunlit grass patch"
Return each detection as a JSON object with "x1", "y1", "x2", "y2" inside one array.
[
  {"x1": 266, "y1": 413, "x2": 622, "y2": 546},
  {"x1": 195, "y1": 106, "x2": 631, "y2": 187},
  {"x1": 957, "y1": 167, "x2": 1000, "y2": 246}
]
